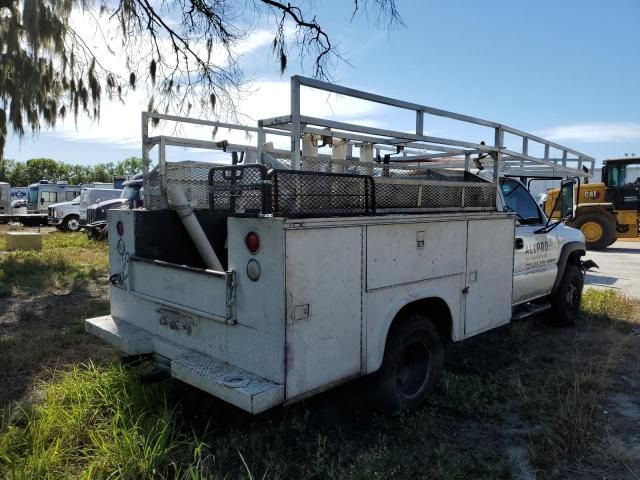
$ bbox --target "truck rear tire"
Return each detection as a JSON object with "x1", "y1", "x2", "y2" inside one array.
[
  {"x1": 373, "y1": 314, "x2": 443, "y2": 411},
  {"x1": 549, "y1": 264, "x2": 583, "y2": 326},
  {"x1": 573, "y1": 211, "x2": 616, "y2": 250},
  {"x1": 63, "y1": 215, "x2": 81, "y2": 232}
]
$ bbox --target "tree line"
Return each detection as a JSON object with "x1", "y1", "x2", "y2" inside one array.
[{"x1": 0, "y1": 157, "x2": 144, "y2": 187}]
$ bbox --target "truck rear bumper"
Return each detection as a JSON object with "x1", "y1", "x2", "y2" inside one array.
[{"x1": 85, "y1": 315, "x2": 284, "y2": 414}]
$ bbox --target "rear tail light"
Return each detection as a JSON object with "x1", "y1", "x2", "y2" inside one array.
[{"x1": 245, "y1": 232, "x2": 260, "y2": 253}]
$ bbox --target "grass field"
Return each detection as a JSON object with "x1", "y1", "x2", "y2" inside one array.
[{"x1": 1, "y1": 228, "x2": 639, "y2": 479}]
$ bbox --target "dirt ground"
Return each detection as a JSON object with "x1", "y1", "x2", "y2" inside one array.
[{"x1": 1, "y1": 225, "x2": 639, "y2": 478}]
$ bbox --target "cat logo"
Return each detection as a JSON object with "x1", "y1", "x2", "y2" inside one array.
[{"x1": 584, "y1": 190, "x2": 600, "y2": 199}]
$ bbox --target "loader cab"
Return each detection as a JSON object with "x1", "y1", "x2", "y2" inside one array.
[{"x1": 601, "y1": 158, "x2": 640, "y2": 211}]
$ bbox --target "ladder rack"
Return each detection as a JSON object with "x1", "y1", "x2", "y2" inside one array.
[{"x1": 140, "y1": 76, "x2": 595, "y2": 212}]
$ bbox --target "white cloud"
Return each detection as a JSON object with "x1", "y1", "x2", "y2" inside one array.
[
  {"x1": 534, "y1": 122, "x2": 640, "y2": 143},
  {"x1": 51, "y1": 10, "x2": 383, "y2": 156},
  {"x1": 52, "y1": 78, "x2": 383, "y2": 154}
]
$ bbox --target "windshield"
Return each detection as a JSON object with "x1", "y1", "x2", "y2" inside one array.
[
  {"x1": 500, "y1": 178, "x2": 541, "y2": 224},
  {"x1": 27, "y1": 186, "x2": 38, "y2": 205},
  {"x1": 121, "y1": 185, "x2": 140, "y2": 201}
]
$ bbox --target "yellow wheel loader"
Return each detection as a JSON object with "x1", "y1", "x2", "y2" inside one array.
[{"x1": 543, "y1": 157, "x2": 640, "y2": 250}]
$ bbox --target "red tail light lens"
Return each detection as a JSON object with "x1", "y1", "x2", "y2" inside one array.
[
  {"x1": 116, "y1": 221, "x2": 124, "y2": 236},
  {"x1": 245, "y1": 232, "x2": 260, "y2": 253}
]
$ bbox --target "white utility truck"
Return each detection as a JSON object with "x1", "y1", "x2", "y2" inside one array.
[
  {"x1": 86, "y1": 77, "x2": 595, "y2": 414},
  {"x1": 48, "y1": 187, "x2": 122, "y2": 232}
]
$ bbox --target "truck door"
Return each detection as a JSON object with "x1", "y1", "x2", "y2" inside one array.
[
  {"x1": 500, "y1": 178, "x2": 560, "y2": 305},
  {"x1": 605, "y1": 162, "x2": 640, "y2": 212}
]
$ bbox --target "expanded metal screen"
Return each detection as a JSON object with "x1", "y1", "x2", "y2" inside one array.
[
  {"x1": 149, "y1": 162, "x2": 496, "y2": 217},
  {"x1": 208, "y1": 165, "x2": 270, "y2": 216},
  {"x1": 271, "y1": 170, "x2": 375, "y2": 217},
  {"x1": 146, "y1": 161, "x2": 218, "y2": 210}
]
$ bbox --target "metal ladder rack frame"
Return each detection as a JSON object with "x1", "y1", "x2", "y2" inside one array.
[{"x1": 140, "y1": 76, "x2": 595, "y2": 210}]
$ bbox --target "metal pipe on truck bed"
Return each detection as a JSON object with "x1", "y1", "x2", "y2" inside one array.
[{"x1": 167, "y1": 185, "x2": 224, "y2": 271}]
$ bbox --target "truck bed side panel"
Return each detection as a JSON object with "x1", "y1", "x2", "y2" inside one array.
[{"x1": 285, "y1": 226, "x2": 363, "y2": 400}]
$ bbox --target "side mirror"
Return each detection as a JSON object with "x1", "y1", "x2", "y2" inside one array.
[
  {"x1": 559, "y1": 178, "x2": 576, "y2": 220},
  {"x1": 40, "y1": 197, "x2": 45, "y2": 205}
]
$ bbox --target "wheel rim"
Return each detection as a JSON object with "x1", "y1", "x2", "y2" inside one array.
[
  {"x1": 395, "y1": 341, "x2": 431, "y2": 399},
  {"x1": 581, "y1": 221, "x2": 603, "y2": 243},
  {"x1": 565, "y1": 278, "x2": 580, "y2": 314},
  {"x1": 68, "y1": 219, "x2": 79, "y2": 231}
]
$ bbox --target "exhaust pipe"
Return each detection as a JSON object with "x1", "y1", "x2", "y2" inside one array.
[{"x1": 167, "y1": 185, "x2": 224, "y2": 271}]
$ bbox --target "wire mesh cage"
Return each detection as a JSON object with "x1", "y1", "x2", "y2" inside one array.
[
  {"x1": 271, "y1": 170, "x2": 375, "y2": 217},
  {"x1": 146, "y1": 161, "x2": 220, "y2": 210},
  {"x1": 148, "y1": 160, "x2": 496, "y2": 217},
  {"x1": 208, "y1": 165, "x2": 271, "y2": 216}
]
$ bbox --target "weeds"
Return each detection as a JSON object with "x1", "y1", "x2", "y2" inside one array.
[
  {"x1": 526, "y1": 289, "x2": 640, "y2": 476},
  {"x1": 0, "y1": 364, "x2": 191, "y2": 479}
]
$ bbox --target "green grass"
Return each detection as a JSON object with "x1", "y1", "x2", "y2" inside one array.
[
  {"x1": 0, "y1": 363, "x2": 512, "y2": 479},
  {"x1": 580, "y1": 287, "x2": 633, "y2": 320},
  {"x1": 0, "y1": 281, "x2": 636, "y2": 478},
  {"x1": 0, "y1": 231, "x2": 108, "y2": 297},
  {"x1": 0, "y1": 364, "x2": 196, "y2": 480}
]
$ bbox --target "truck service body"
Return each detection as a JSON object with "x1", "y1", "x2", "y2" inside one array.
[{"x1": 86, "y1": 77, "x2": 593, "y2": 414}]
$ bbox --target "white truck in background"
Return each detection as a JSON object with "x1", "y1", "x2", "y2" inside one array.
[
  {"x1": 86, "y1": 77, "x2": 596, "y2": 414},
  {"x1": 47, "y1": 187, "x2": 122, "y2": 232}
]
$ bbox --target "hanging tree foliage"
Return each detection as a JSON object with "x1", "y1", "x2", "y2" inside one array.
[{"x1": 0, "y1": 0, "x2": 403, "y2": 158}]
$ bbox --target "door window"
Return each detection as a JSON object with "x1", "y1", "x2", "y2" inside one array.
[
  {"x1": 500, "y1": 179, "x2": 541, "y2": 224},
  {"x1": 65, "y1": 191, "x2": 77, "y2": 201}
]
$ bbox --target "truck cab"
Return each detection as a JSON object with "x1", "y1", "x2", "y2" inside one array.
[{"x1": 499, "y1": 177, "x2": 585, "y2": 317}]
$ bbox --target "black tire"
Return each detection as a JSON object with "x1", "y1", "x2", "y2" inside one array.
[
  {"x1": 572, "y1": 210, "x2": 616, "y2": 250},
  {"x1": 62, "y1": 214, "x2": 81, "y2": 232},
  {"x1": 373, "y1": 314, "x2": 443, "y2": 411},
  {"x1": 550, "y1": 264, "x2": 584, "y2": 326}
]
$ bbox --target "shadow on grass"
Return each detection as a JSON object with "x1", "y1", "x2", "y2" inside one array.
[
  {"x1": 0, "y1": 280, "x2": 114, "y2": 405},
  {"x1": 0, "y1": 254, "x2": 105, "y2": 297}
]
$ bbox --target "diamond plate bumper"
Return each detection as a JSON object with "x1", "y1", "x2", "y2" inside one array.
[{"x1": 85, "y1": 315, "x2": 284, "y2": 414}]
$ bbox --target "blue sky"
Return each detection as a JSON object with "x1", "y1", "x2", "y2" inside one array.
[{"x1": 5, "y1": 0, "x2": 640, "y2": 166}]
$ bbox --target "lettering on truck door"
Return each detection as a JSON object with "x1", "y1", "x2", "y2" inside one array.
[{"x1": 500, "y1": 178, "x2": 560, "y2": 305}]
